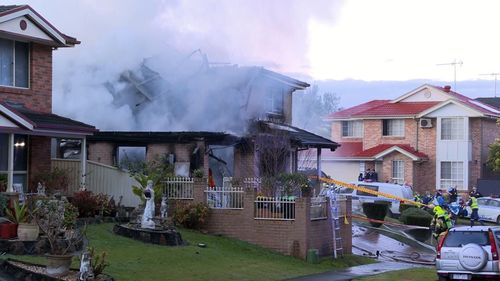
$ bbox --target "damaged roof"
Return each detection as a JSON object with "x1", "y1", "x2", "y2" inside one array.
[
  {"x1": 89, "y1": 131, "x2": 241, "y2": 145},
  {"x1": 260, "y1": 121, "x2": 340, "y2": 150}
]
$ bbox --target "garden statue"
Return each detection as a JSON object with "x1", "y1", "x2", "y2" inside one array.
[
  {"x1": 160, "y1": 195, "x2": 168, "y2": 219},
  {"x1": 141, "y1": 180, "x2": 155, "y2": 229},
  {"x1": 37, "y1": 182, "x2": 45, "y2": 195},
  {"x1": 79, "y1": 250, "x2": 94, "y2": 281}
]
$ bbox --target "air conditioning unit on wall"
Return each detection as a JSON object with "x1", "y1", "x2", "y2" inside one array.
[{"x1": 419, "y1": 118, "x2": 432, "y2": 128}]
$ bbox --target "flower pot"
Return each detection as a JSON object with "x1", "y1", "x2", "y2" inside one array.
[
  {"x1": 46, "y1": 254, "x2": 73, "y2": 276},
  {"x1": 0, "y1": 223, "x2": 18, "y2": 239},
  {"x1": 17, "y1": 223, "x2": 39, "y2": 241}
]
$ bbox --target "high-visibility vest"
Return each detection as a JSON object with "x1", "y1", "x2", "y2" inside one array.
[
  {"x1": 471, "y1": 197, "x2": 479, "y2": 209},
  {"x1": 434, "y1": 206, "x2": 445, "y2": 216}
]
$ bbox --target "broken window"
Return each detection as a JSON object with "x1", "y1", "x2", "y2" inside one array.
[
  {"x1": 266, "y1": 87, "x2": 284, "y2": 115},
  {"x1": 117, "y1": 146, "x2": 146, "y2": 169}
]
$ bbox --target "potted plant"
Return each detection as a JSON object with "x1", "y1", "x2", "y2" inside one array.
[
  {"x1": 36, "y1": 200, "x2": 83, "y2": 276},
  {"x1": 6, "y1": 201, "x2": 39, "y2": 241}
]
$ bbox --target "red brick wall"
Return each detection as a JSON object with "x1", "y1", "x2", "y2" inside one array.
[
  {"x1": 28, "y1": 136, "x2": 51, "y2": 188},
  {"x1": 381, "y1": 151, "x2": 414, "y2": 186},
  {"x1": 88, "y1": 142, "x2": 114, "y2": 166},
  {"x1": 470, "y1": 118, "x2": 482, "y2": 187},
  {"x1": 480, "y1": 118, "x2": 500, "y2": 180},
  {"x1": 192, "y1": 180, "x2": 352, "y2": 259},
  {"x1": 330, "y1": 121, "x2": 363, "y2": 143},
  {"x1": 0, "y1": 43, "x2": 52, "y2": 113},
  {"x1": 234, "y1": 143, "x2": 256, "y2": 178}
]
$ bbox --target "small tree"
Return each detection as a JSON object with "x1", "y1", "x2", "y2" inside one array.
[
  {"x1": 487, "y1": 120, "x2": 500, "y2": 173},
  {"x1": 130, "y1": 155, "x2": 175, "y2": 204}
]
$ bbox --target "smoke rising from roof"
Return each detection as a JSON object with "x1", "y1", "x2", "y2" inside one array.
[{"x1": 1, "y1": 0, "x2": 343, "y2": 131}]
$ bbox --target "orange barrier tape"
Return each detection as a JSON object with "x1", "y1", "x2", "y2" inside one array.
[{"x1": 316, "y1": 176, "x2": 430, "y2": 208}]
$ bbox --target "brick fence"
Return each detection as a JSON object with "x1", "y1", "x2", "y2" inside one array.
[{"x1": 170, "y1": 178, "x2": 352, "y2": 259}]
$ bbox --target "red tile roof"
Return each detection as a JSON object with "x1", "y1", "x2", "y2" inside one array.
[
  {"x1": 355, "y1": 102, "x2": 439, "y2": 117},
  {"x1": 429, "y1": 85, "x2": 500, "y2": 116},
  {"x1": 328, "y1": 142, "x2": 363, "y2": 157},
  {"x1": 327, "y1": 100, "x2": 389, "y2": 119},
  {"x1": 354, "y1": 144, "x2": 428, "y2": 159}
]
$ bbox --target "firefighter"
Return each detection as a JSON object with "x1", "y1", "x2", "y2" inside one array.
[
  {"x1": 430, "y1": 205, "x2": 452, "y2": 242},
  {"x1": 414, "y1": 192, "x2": 422, "y2": 204},
  {"x1": 468, "y1": 191, "x2": 484, "y2": 227}
]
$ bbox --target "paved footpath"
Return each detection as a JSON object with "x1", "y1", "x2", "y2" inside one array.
[{"x1": 287, "y1": 261, "x2": 428, "y2": 281}]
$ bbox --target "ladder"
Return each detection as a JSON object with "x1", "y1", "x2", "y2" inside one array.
[{"x1": 327, "y1": 187, "x2": 343, "y2": 258}]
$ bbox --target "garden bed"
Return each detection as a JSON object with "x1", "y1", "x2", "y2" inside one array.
[
  {"x1": 113, "y1": 224, "x2": 184, "y2": 246},
  {"x1": 0, "y1": 258, "x2": 114, "y2": 281}
]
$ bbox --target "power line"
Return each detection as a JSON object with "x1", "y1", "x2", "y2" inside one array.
[
  {"x1": 479, "y1": 73, "x2": 500, "y2": 97},
  {"x1": 437, "y1": 59, "x2": 463, "y2": 90}
]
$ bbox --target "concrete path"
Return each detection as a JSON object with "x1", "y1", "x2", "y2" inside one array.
[{"x1": 287, "y1": 261, "x2": 428, "y2": 281}]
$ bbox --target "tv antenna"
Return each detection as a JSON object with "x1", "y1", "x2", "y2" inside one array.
[
  {"x1": 479, "y1": 73, "x2": 500, "y2": 97},
  {"x1": 437, "y1": 59, "x2": 463, "y2": 90}
]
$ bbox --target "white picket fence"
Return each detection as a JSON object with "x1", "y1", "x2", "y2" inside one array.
[
  {"x1": 205, "y1": 186, "x2": 244, "y2": 209},
  {"x1": 51, "y1": 159, "x2": 141, "y2": 207},
  {"x1": 254, "y1": 196, "x2": 296, "y2": 220},
  {"x1": 162, "y1": 177, "x2": 194, "y2": 199}
]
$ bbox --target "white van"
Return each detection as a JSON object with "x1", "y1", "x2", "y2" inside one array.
[{"x1": 337, "y1": 181, "x2": 414, "y2": 217}]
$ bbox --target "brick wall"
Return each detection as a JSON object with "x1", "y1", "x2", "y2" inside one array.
[
  {"x1": 330, "y1": 121, "x2": 363, "y2": 143},
  {"x1": 88, "y1": 142, "x2": 115, "y2": 166},
  {"x1": 480, "y1": 118, "x2": 500, "y2": 180},
  {"x1": 28, "y1": 136, "x2": 51, "y2": 187},
  {"x1": 415, "y1": 121, "x2": 437, "y2": 191},
  {"x1": 0, "y1": 43, "x2": 52, "y2": 113},
  {"x1": 191, "y1": 180, "x2": 352, "y2": 259},
  {"x1": 470, "y1": 118, "x2": 482, "y2": 187},
  {"x1": 234, "y1": 142, "x2": 256, "y2": 178},
  {"x1": 381, "y1": 151, "x2": 414, "y2": 186}
]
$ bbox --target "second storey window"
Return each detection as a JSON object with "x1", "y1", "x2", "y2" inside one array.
[
  {"x1": 383, "y1": 119, "x2": 404, "y2": 136},
  {"x1": 0, "y1": 38, "x2": 29, "y2": 88},
  {"x1": 266, "y1": 88, "x2": 284, "y2": 115},
  {"x1": 441, "y1": 117, "x2": 464, "y2": 140},
  {"x1": 341, "y1": 120, "x2": 363, "y2": 137}
]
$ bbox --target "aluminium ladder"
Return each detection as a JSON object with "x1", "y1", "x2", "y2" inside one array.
[{"x1": 327, "y1": 186, "x2": 343, "y2": 259}]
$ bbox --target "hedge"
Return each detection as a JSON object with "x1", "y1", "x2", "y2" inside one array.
[
  {"x1": 362, "y1": 201, "x2": 389, "y2": 227},
  {"x1": 399, "y1": 207, "x2": 433, "y2": 227}
]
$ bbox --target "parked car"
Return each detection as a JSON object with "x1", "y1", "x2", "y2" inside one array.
[
  {"x1": 337, "y1": 181, "x2": 414, "y2": 217},
  {"x1": 436, "y1": 226, "x2": 500, "y2": 280},
  {"x1": 465, "y1": 197, "x2": 500, "y2": 224}
]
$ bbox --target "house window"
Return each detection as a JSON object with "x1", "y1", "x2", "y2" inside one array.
[
  {"x1": 441, "y1": 117, "x2": 464, "y2": 140},
  {"x1": 266, "y1": 88, "x2": 284, "y2": 115},
  {"x1": 0, "y1": 39, "x2": 29, "y2": 88},
  {"x1": 383, "y1": 119, "x2": 404, "y2": 137},
  {"x1": 341, "y1": 120, "x2": 363, "y2": 137},
  {"x1": 440, "y1": 161, "x2": 463, "y2": 189},
  {"x1": 392, "y1": 160, "x2": 404, "y2": 184},
  {"x1": 117, "y1": 146, "x2": 146, "y2": 169},
  {"x1": 0, "y1": 134, "x2": 28, "y2": 191}
]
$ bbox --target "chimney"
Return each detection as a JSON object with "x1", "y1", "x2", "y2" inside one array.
[{"x1": 443, "y1": 85, "x2": 451, "y2": 92}]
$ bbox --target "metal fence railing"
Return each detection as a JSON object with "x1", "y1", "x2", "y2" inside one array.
[
  {"x1": 310, "y1": 197, "x2": 328, "y2": 220},
  {"x1": 162, "y1": 177, "x2": 194, "y2": 199},
  {"x1": 205, "y1": 186, "x2": 244, "y2": 209},
  {"x1": 254, "y1": 196, "x2": 296, "y2": 220}
]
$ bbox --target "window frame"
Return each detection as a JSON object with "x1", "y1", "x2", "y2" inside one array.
[
  {"x1": 266, "y1": 87, "x2": 284, "y2": 116},
  {"x1": 392, "y1": 160, "x2": 404, "y2": 184},
  {"x1": 440, "y1": 161, "x2": 464, "y2": 189},
  {"x1": 341, "y1": 120, "x2": 363, "y2": 137},
  {"x1": 382, "y1": 119, "x2": 405, "y2": 137},
  {"x1": 440, "y1": 117, "x2": 464, "y2": 141},
  {"x1": 0, "y1": 38, "x2": 30, "y2": 89}
]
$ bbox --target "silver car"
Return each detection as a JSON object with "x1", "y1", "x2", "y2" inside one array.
[{"x1": 436, "y1": 226, "x2": 500, "y2": 280}]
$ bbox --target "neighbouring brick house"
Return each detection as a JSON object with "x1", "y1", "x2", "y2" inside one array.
[
  {"x1": 0, "y1": 5, "x2": 96, "y2": 192},
  {"x1": 323, "y1": 84, "x2": 500, "y2": 193}
]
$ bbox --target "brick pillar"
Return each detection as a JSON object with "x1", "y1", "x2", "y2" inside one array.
[
  {"x1": 243, "y1": 188, "x2": 255, "y2": 221},
  {"x1": 294, "y1": 197, "x2": 310, "y2": 259},
  {"x1": 193, "y1": 177, "x2": 206, "y2": 204},
  {"x1": 341, "y1": 197, "x2": 353, "y2": 254}
]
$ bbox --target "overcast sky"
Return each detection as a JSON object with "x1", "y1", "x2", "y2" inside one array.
[{"x1": 4, "y1": 0, "x2": 500, "y2": 108}]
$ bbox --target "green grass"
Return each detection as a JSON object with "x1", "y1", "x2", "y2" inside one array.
[
  {"x1": 5, "y1": 223, "x2": 375, "y2": 281},
  {"x1": 353, "y1": 268, "x2": 437, "y2": 281}
]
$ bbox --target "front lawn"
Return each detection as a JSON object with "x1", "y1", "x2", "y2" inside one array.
[
  {"x1": 6, "y1": 223, "x2": 374, "y2": 281},
  {"x1": 353, "y1": 268, "x2": 437, "y2": 281}
]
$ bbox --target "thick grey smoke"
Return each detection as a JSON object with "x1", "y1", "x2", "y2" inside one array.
[{"x1": 2, "y1": 0, "x2": 343, "y2": 131}]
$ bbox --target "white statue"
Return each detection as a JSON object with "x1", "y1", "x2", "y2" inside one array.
[
  {"x1": 160, "y1": 195, "x2": 168, "y2": 219},
  {"x1": 79, "y1": 250, "x2": 94, "y2": 281},
  {"x1": 37, "y1": 182, "x2": 46, "y2": 195},
  {"x1": 141, "y1": 180, "x2": 155, "y2": 229}
]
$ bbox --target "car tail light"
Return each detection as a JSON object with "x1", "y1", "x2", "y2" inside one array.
[
  {"x1": 437, "y1": 231, "x2": 448, "y2": 259},
  {"x1": 489, "y1": 230, "x2": 499, "y2": 260}
]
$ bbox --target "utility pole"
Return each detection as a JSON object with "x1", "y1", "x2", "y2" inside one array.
[
  {"x1": 437, "y1": 59, "x2": 463, "y2": 90},
  {"x1": 479, "y1": 73, "x2": 500, "y2": 97}
]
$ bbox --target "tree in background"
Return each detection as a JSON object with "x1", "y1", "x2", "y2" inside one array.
[
  {"x1": 292, "y1": 84, "x2": 341, "y2": 138},
  {"x1": 487, "y1": 120, "x2": 500, "y2": 172}
]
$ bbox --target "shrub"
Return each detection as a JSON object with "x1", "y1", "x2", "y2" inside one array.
[
  {"x1": 87, "y1": 246, "x2": 109, "y2": 276},
  {"x1": 399, "y1": 207, "x2": 433, "y2": 227},
  {"x1": 362, "y1": 201, "x2": 389, "y2": 227},
  {"x1": 31, "y1": 167, "x2": 70, "y2": 194},
  {"x1": 192, "y1": 169, "x2": 204, "y2": 178},
  {"x1": 94, "y1": 193, "x2": 117, "y2": 217},
  {"x1": 172, "y1": 203, "x2": 209, "y2": 230},
  {"x1": 63, "y1": 202, "x2": 79, "y2": 229},
  {"x1": 71, "y1": 191, "x2": 99, "y2": 218}
]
